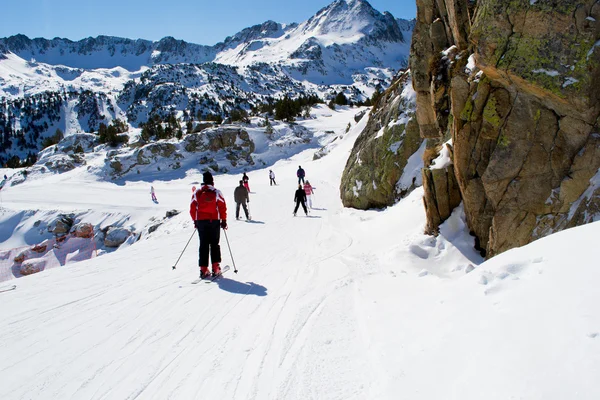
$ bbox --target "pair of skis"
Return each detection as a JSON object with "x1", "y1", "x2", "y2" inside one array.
[{"x1": 191, "y1": 265, "x2": 230, "y2": 284}]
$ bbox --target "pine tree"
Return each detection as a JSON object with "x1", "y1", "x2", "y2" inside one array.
[
  {"x1": 334, "y1": 92, "x2": 348, "y2": 106},
  {"x1": 265, "y1": 117, "x2": 274, "y2": 137}
]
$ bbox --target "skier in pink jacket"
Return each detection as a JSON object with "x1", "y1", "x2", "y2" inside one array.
[{"x1": 303, "y1": 181, "x2": 315, "y2": 209}]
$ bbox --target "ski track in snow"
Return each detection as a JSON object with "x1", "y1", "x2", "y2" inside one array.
[{"x1": 0, "y1": 105, "x2": 599, "y2": 399}]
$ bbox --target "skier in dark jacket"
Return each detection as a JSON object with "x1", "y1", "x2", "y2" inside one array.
[
  {"x1": 234, "y1": 180, "x2": 251, "y2": 220},
  {"x1": 293, "y1": 184, "x2": 308, "y2": 216},
  {"x1": 297, "y1": 166, "x2": 305, "y2": 184},
  {"x1": 190, "y1": 171, "x2": 227, "y2": 278}
]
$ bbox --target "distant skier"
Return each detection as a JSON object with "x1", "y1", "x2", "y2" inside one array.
[
  {"x1": 269, "y1": 169, "x2": 276, "y2": 186},
  {"x1": 190, "y1": 171, "x2": 228, "y2": 278},
  {"x1": 303, "y1": 181, "x2": 315, "y2": 209},
  {"x1": 234, "y1": 180, "x2": 251, "y2": 221},
  {"x1": 242, "y1": 172, "x2": 251, "y2": 192},
  {"x1": 150, "y1": 186, "x2": 157, "y2": 202},
  {"x1": 293, "y1": 184, "x2": 308, "y2": 216},
  {"x1": 297, "y1": 166, "x2": 305, "y2": 184}
]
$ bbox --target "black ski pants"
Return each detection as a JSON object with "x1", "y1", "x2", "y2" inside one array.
[
  {"x1": 270, "y1": 177, "x2": 276, "y2": 186},
  {"x1": 294, "y1": 199, "x2": 307, "y2": 214},
  {"x1": 194, "y1": 220, "x2": 221, "y2": 267},
  {"x1": 236, "y1": 202, "x2": 249, "y2": 219}
]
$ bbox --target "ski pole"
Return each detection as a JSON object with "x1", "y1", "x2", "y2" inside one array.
[
  {"x1": 172, "y1": 229, "x2": 195, "y2": 270},
  {"x1": 223, "y1": 229, "x2": 238, "y2": 274}
]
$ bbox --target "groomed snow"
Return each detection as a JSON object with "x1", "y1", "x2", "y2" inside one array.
[{"x1": 0, "y1": 107, "x2": 599, "y2": 400}]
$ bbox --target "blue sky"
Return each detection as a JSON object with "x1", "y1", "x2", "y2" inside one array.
[{"x1": 2, "y1": 0, "x2": 416, "y2": 45}]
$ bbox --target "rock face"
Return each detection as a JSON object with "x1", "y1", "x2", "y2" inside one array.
[
  {"x1": 411, "y1": 0, "x2": 600, "y2": 257},
  {"x1": 340, "y1": 71, "x2": 424, "y2": 209},
  {"x1": 107, "y1": 125, "x2": 255, "y2": 178}
]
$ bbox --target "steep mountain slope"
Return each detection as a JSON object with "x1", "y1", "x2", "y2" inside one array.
[{"x1": 0, "y1": 0, "x2": 414, "y2": 167}]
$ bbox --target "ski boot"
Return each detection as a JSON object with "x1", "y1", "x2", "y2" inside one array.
[
  {"x1": 212, "y1": 263, "x2": 222, "y2": 277},
  {"x1": 200, "y1": 266, "x2": 211, "y2": 279}
]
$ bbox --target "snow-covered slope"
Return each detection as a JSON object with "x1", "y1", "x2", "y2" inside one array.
[
  {"x1": 0, "y1": 103, "x2": 599, "y2": 400},
  {"x1": 0, "y1": 0, "x2": 414, "y2": 165},
  {"x1": 0, "y1": 0, "x2": 413, "y2": 97}
]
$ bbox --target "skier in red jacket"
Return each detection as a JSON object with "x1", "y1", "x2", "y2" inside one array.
[{"x1": 190, "y1": 171, "x2": 228, "y2": 278}]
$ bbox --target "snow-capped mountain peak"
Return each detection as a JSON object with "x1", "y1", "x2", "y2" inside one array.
[
  {"x1": 304, "y1": 0, "x2": 392, "y2": 40},
  {"x1": 217, "y1": 21, "x2": 292, "y2": 51}
]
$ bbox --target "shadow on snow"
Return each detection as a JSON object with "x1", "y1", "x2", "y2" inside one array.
[{"x1": 216, "y1": 277, "x2": 267, "y2": 296}]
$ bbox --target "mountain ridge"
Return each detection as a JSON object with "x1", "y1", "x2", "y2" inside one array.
[
  {"x1": 0, "y1": 0, "x2": 413, "y2": 71},
  {"x1": 0, "y1": 0, "x2": 415, "y2": 166}
]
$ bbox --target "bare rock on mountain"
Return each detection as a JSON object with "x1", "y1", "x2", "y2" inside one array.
[
  {"x1": 20, "y1": 261, "x2": 44, "y2": 276},
  {"x1": 106, "y1": 125, "x2": 255, "y2": 178},
  {"x1": 48, "y1": 214, "x2": 75, "y2": 235},
  {"x1": 72, "y1": 223, "x2": 94, "y2": 239},
  {"x1": 104, "y1": 227, "x2": 132, "y2": 248},
  {"x1": 422, "y1": 161, "x2": 462, "y2": 235},
  {"x1": 411, "y1": 0, "x2": 600, "y2": 257},
  {"x1": 340, "y1": 71, "x2": 424, "y2": 209}
]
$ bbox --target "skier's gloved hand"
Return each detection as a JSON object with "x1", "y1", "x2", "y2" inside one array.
[{"x1": 220, "y1": 220, "x2": 228, "y2": 230}]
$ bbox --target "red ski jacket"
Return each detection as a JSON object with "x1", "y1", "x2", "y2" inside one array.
[{"x1": 190, "y1": 184, "x2": 227, "y2": 221}]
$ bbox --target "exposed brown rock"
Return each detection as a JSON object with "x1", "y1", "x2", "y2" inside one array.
[
  {"x1": 31, "y1": 244, "x2": 47, "y2": 253},
  {"x1": 20, "y1": 262, "x2": 43, "y2": 276},
  {"x1": 411, "y1": 0, "x2": 600, "y2": 257},
  {"x1": 423, "y1": 163, "x2": 462, "y2": 234},
  {"x1": 72, "y1": 223, "x2": 94, "y2": 239}
]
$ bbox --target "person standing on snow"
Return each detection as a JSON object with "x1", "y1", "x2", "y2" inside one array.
[
  {"x1": 150, "y1": 185, "x2": 157, "y2": 202},
  {"x1": 190, "y1": 171, "x2": 228, "y2": 278},
  {"x1": 293, "y1": 184, "x2": 308, "y2": 216},
  {"x1": 242, "y1": 172, "x2": 251, "y2": 192},
  {"x1": 303, "y1": 181, "x2": 315, "y2": 209},
  {"x1": 234, "y1": 180, "x2": 251, "y2": 220},
  {"x1": 269, "y1": 170, "x2": 276, "y2": 186},
  {"x1": 297, "y1": 166, "x2": 305, "y2": 185}
]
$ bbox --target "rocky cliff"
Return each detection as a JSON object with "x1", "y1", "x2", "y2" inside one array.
[
  {"x1": 340, "y1": 71, "x2": 424, "y2": 209},
  {"x1": 410, "y1": 0, "x2": 600, "y2": 257}
]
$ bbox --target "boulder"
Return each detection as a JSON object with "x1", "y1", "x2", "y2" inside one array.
[
  {"x1": 31, "y1": 244, "x2": 47, "y2": 253},
  {"x1": 354, "y1": 110, "x2": 368, "y2": 123},
  {"x1": 165, "y1": 210, "x2": 180, "y2": 218},
  {"x1": 20, "y1": 261, "x2": 44, "y2": 276},
  {"x1": 14, "y1": 251, "x2": 26, "y2": 263},
  {"x1": 104, "y1": 227, "x2": 132, "y2": 248},
  {"x1": 148, "y1": 223, "x2": 162, "y2": 234},
  {"x1": 72, "y1": 222, "x2": 94, "y2": 239},
  {"x1": 48, "y1": 214, "x2": 75, "y2": 235}
]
